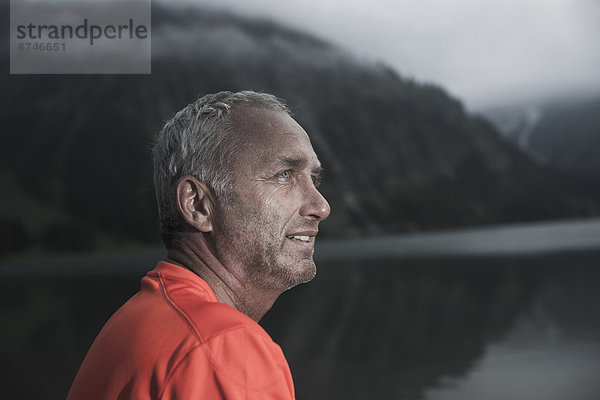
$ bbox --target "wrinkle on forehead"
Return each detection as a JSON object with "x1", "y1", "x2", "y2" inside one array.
[
  {"x1": 230, "y1": 106, "x2": 319, "y2": 171},
  {"x1": 231, "y1": 106, "x2": 307, "y2": 143}
]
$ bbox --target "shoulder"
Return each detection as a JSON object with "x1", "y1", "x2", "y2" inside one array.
[
  {"x1": 162, "y1": 311, "x2": 294, "y2": 398},
  {"x1": 185, "y1": 299, "x2": 269, "y2": 344},
  {"x1": 159, "y1": 272, "x2": 270, "y2": 344},
  {"x1": 155, "y1": 264, "x2": 294, "y2": 387},
  {"x1": 160, "y1": 299, "x2": 294, "y2": 396},
  {"x1": 162, "y1": 280, "x2": 291, "y2": 376}
]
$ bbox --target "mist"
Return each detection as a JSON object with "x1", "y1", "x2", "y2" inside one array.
[{"x1": 168, "y1": 0, "x2": 600, "y2": 110}]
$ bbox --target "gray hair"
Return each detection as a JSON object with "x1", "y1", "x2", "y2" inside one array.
[{"x1": 153, "y1": 90, "x2": 290, "y2": 248}]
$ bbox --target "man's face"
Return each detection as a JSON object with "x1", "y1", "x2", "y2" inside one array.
[{"x1": 211, "y1": 106, "x2": 330, "y2": 292}]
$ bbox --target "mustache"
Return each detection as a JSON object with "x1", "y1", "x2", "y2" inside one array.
[{"x1": 287, "y1": 223, "x2": 320, "y2": 235}]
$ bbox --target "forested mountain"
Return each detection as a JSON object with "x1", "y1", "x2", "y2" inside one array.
[
  {"x1": 1, "y1": 4, "x2": 598, "y2": 257},
  {"x1": 530, "y1": 98, "x2": 600, "y2": 176},
  {"x1": 483, "y1": 96, "x2": 600, "y2": 176}
]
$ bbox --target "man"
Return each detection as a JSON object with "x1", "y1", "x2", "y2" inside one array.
[{"x1": 67, "y1": 91, "x2": 330, "y2": 399}]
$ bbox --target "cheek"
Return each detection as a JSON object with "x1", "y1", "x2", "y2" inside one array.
[{"x1": 262, "y1": 190, "x2": 300, "y2": 225}]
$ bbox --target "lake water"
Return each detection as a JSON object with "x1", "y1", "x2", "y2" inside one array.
[
  {"x1": 1, "y1": 218, "x2": 600, "y2": 399},
  {"x1": 269, "y1": 218, "x2": 600, "y2": 400},
  {"x1": 262, "y1": 252, "x2": 600, "y2": 400},
  {"x1": 423, "y1": 262, "x2": 600, "y2": 400}
]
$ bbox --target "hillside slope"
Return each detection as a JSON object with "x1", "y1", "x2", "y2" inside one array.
[
  {"x1": 1, "y1": 4, "x2": 598, "y2": 256},
  {"x1": 482, "y1": 97, "x2": 600, "y2": 176},
  {"x1": 529, "y1": 97, "x2": 600, "y2": 175}
]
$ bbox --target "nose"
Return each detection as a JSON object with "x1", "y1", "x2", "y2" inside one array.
[{"x1": 300, "y1": 182, "x2": 331, "y2": 221}]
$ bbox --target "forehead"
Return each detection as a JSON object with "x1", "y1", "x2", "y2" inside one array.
[{"x1": 230, "y1": 106, "x2": 320, "y2": 171}]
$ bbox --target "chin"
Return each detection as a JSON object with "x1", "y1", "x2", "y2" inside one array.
[{"x1": 280, "y1": 259, "x2": 317, "y2": 291}]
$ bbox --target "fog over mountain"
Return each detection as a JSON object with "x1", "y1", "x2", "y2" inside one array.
[
  {"x1": 2, "y1": 3, "x2": 599, "y2": 257},
  {"x1": 175, "y1": 0, "x2": 600, "y2": 110},
  {"x1": 482, "y1": 96, "x2": 600, "y2": 176}
]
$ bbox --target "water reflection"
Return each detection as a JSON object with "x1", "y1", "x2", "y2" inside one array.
[
  {"x1": 261, "y1": 251, "x2": 600, "y2": 399},
  {"x1": 424, "y1": 257, "x2": 600, "y2": 400},
  {"x1": 1, "y1": 251, "x2": 599, "y2": 399}
]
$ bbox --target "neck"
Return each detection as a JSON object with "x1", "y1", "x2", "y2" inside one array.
[{"x1": 167, "y1": 232, "x2": 279, "y2": 322}]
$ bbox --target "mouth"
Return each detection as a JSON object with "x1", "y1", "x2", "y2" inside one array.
[
  {"x1": 285, "y1": 230, "x2": 318, "y2": 243},
  {"x1": 286, "y1": 235, "x2": 311, "y2": 242}
]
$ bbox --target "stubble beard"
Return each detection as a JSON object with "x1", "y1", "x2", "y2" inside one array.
[{"x1": 214, "y1": 199, "x2": 316, "y2": 293}]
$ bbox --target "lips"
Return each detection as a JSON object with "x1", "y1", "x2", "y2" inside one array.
[
  {"x1": 285, "y1": 230, "x2": 318, "y2": 243},
  {"x1": 287, "y1": 235, "x2": 310, "y2": 242}
]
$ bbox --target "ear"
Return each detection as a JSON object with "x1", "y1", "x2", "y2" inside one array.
[{"x1": 175, "y1": 176, "x2": 216, "y2": 233}]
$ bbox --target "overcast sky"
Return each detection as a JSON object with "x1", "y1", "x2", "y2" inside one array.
[{"x1": 174, "y1": 0, "x2": 600, "y2": 110}]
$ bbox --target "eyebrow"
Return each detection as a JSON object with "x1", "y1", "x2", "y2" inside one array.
[{"x1": 273, "y1": 156, "x2": 323, "y2": 174}]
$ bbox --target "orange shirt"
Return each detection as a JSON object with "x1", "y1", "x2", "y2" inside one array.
[{"x1": 67, "y1": 261, "x2": 295, "y2": 399}]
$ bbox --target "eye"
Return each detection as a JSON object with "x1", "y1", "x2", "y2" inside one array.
[{"x1": 278, "y1": 170, "x2": 292, "y2": 179}]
